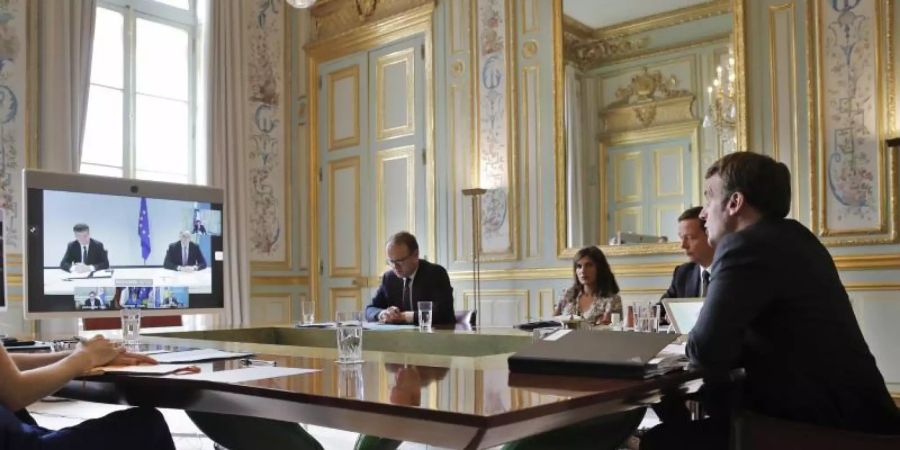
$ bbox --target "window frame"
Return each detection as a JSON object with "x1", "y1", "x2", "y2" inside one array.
[{"x1": 86, "y1": 0, "x2": 200, "y2": 183}]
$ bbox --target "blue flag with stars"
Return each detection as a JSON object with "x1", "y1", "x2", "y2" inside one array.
[{"x1": 138, "y1": 197, "x2": 151, "y2": 262}]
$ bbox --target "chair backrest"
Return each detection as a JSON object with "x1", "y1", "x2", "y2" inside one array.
[
  {"x1": 731, "y1": 411, "x2": 900, "y2": 450},
  {"x1": 455, "y1": 309, "x2": 475, "y2": 327}
]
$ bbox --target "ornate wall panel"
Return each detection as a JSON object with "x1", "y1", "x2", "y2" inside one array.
[
  {"x1": 375, "y1": 48, "x2": 415, "y2": 140},
  {"x1": 375, "y1": 146, "x2": 415, "y2": 267},
  {"x1": 521, "y1": 66, "x2": 541, "y2": 258},
  {"x1": 473, "y1": 0, "x2": 517, "y2": 260},
  {"x1": 0, "y1": 0, "x2": 28, "y2": 256},
  {"x1": 246, "y1": 0, "x2": 291, "y2": 267},
  {"x1": 250, "y1": 293, "x2": 293, "y2": 325},
  {"x1": 462, "y1": 289, "x2": 528, "y2": 326},
  {"x1": 328, "y1": 156, "x2": 361, "y2": 276},
  {"x1": 327, "y1": 65, "x2": 361, "y2": 150},
  {"x1": 811, "y1": 0, "x2": 896, "y2": 244}
]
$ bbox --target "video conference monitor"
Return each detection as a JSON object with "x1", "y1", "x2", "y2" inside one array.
[{"x1": 23, "y1": 170, "x2": 224, "y2": 318}]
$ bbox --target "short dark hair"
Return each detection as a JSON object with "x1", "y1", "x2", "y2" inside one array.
[
  {"x1": 678, "y1": 206, "x2": 705, "y2": 230},
  {"x1": 386, "y1": 231, "x2": 419, "y2": 253},
  {"x1": 705, "y1": 152, "x2": 791, "y2": 219},
  {"x1": 73, "y1": 223, "x2": 90, "y2": 233},
  {"x1": 569, "y1": 246, "x2": 619, "y2": 298}
]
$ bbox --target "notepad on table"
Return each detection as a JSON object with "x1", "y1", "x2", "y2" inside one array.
[
  {"x1": 87, "y1": 364, "x2": 196, "y2": 376},
  {"x1": 169, "y1": 366, "x2": 318, "y2": 383},
  {"x1": 151, "y1": 349, "x2": 253, "y2": 363}
]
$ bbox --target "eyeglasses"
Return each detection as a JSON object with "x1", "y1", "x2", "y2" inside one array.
[{"x1": 386, "y1": 254, "x2": 415, "y2": 266}]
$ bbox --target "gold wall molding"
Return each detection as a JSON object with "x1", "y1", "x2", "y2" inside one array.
[
  {"x1": 563, "y1": 31, "x2": 648, "y2": 69},
  {"x1": 310, "y1": 0, "x2": 432, "y2": 42},
  {"x1": 808, "y1": 0, "x2": 897, "y2": 245},
  {"x1": 251, "y1": 276, "x2": 310, "y2": 286},
  {"x1": 602, "y1": 33, "x2": 731, "y2": 68},
  {"x1": 593, "y1": 0, "x2": 731, "y2": 39},
  {"x1": 843, "y1": 282, "x2": 900, "y2": 292},
  {"x1": 601, "y1": 68, "x2": 695, "y2": 132}
]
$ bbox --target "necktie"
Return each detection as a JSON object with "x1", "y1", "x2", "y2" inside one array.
[
  {"x1": 182, "y1": 246, "x2": 189, "y2": 265},
  {"x1": 701, "y1": 270, "x2": 711, "y2": 297},
  {"x1": 402, "y1": 277, "x2": 411, "y2": 311},
  {"x1": 81, "y1": 246, "x2": 87, "y2": 263}
]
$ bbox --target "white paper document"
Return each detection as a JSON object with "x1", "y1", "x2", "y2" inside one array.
[
  {"x1": 96, "y1": 364, "x2": 194, "y2": 375},
  {"x1": 151, "y1": 349, "x2": 253, "y2": 363},
  {"x1": 171, "y1": 367, "x2": 318, "y2": 383}
]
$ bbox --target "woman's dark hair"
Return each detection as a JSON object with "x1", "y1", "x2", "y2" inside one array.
[{"x1": 566, "y1": 246, "x2": 619, "y2": 301}]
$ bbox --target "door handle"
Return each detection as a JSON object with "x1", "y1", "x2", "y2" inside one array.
[{"x1": 350, "y1": 277, "x2": 368, "y2": 287}]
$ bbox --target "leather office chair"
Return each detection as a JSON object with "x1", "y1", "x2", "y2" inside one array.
[{"x1": 731, "y1": 411, "x2": 900, "y2": 450}]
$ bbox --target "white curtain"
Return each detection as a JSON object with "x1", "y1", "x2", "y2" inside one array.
[
  {"x1": 208, "y1": 0, "x2": 250, "y2": 327},
  {"x1": 37, "y1": 0, "x2": 97, "y2": 172},
  {"x1": 564, "y1": 64, "x2": 585, "y2": 245}
]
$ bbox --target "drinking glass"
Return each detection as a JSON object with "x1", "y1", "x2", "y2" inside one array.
[
  {"x1": 300, "y1": 299, "x2": 315, "y2": 325},
  {"x1": 335, "y1": 311, "x2": 364, "y2": 363},
  {"x1": 337, "y1": 363, "x2": 365, "y2": 399},
  {"x1": 417, "y1": 301, "x2": 433, "y2": 331},
  {"x1": 121, "y1": 306, "x2": 142, "y2": 346},
  {"x1": 634, "y1": 304, "x2": 649, "y2": 332}
]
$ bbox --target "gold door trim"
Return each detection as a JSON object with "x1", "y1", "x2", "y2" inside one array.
[
  {"x1": 330, "y1": 287, "x2": 364, "y2": 313},
  {"x1": 327, "y1": 65, "x2": 361, "y2": 151},
  {"x1": 375, "y1": 145, "x2": 416, "y2": 270},
  {"x1": 328, "y1": 156, "x2": 362, "y2": 277},
  {"x1": 375, "y1": 48, "x2": 416, "y2": 141}
]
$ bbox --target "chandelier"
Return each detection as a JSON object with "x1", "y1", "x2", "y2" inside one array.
[
  {"x1": 285, "y1": 0, "x2": 316, "y2": 8},
  {"x1": 703, "y1": 48, "x2": 737, "y2": 148}
]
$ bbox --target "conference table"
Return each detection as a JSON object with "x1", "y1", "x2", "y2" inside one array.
[{"x1": 57, "y1": 326, "x2": 702, "y2": 449}]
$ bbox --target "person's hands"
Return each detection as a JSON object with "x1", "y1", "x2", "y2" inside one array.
[
  {"x1": 400, "y1": 311, "x2": 415, "y2": 323},
  {"x1": 179, "y1": 265, "x2": 196, "y2": 273},
  {"x1": 74, "y1": 335, "x2": 123, "y2": 368},
  {"x1": 108, "y1": 351, "x2": 158, "y2": 367},
  {"x1": 72, "y1": 263, "x2": 90, "y2": 274},
  {"x1": 379, "y1": 306, "x2": 403, "y2": 323}
]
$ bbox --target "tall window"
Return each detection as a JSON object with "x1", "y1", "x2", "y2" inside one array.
[{"x1": 81, "y1": 0, "x2": 201, "y2": 184}]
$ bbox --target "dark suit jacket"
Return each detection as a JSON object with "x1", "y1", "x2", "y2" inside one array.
[
  {"x1": 662, "y1": 262, "x2": 702, "y2": 299},
  {"x1": 658, "y1": 262, "x2": 702, "y2": 323},
  {"x1": 365, "y1": 259, "x2": 455, "y2": 325},
  {"x1": 60, "y1": 239, "x2": 109, "y2": 272},
  {"x1": 84, "y1": 298, "x2": 105, "y2": 309},
  {"x1": 687, "y1": 218, "x2": 900, "y2": 433},
  {"x1": 163, "y1": 241, "x2": 207, "y2": 270}
]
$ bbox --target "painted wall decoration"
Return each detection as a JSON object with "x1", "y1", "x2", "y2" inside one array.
[
  {"x1": 475, "y1": 0, "x2": 515, "y2": 257},
  {"x1": 818, "y1": 0, "x2": 890, "y2": 236},
  {"x1": 246, "y1": 0, "x2": 289, "y2": 265},
  {"x1": 0, "y1": 0, "x2": 25, "y2": 254}
]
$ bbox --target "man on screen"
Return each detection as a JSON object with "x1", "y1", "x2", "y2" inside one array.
[
  {"x1": 163, "y1": 230, "x2": 207, "y2": 271},
  {"x1": 59, "y1": 223, "x2": 110, "y2": 273},
  {"x1": 83, "y1": 291, "x2": 105, "y2": 310}
]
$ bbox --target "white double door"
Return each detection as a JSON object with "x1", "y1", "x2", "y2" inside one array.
[{"x1": 317, "y1": 36, "x2": 427, "y2": 319}]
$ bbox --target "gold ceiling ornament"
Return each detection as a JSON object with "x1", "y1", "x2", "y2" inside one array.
[
  {"x1": 356, "y1": 0, "x2": 377, "y2": 19},
  {"x1": 309, "y1": 0, "x2": 430, "y2": 42},
  {"x1": 563, "y1": 31, "x2": 648, "y2": 69},
  {"x1": 609, "y1": 67, "x2": 692, "y2": 107},
  {"x1": 602, "y1": 68, "x2": 694, "y2": 132}
]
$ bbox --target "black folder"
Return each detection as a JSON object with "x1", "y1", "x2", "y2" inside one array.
[{"x1": 508, "y1": 330, "x2": 680, "y2": 379}]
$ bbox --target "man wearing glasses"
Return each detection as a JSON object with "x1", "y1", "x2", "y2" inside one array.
[{"x1": 365, "y1": 231, "x2": 455, "y2": 325}]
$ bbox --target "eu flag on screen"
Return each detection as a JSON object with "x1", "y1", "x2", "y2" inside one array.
[{"x1": 138, "y1": 197, "x2": 151, "y2": 262}]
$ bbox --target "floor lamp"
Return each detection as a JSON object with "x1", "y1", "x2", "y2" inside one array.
[{"x1": 462, "y1": 188, "x2": 486, "y2": 328}]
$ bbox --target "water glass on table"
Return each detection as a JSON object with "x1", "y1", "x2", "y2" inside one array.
[
  {"x1": 300, "y1": 299, "x2": 315, "y2": 325},
  {"x1": 121, "y1": 306, "x2": 142, "y2": 346},
  {"x1": 335, "y1": 311, "x2": 364, "y2": 364},
  {"x1": 417, "y1": 301, "x2": 433, "y2": 331}
]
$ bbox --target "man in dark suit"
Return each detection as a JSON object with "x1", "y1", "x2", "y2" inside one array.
[
  {"x1": 83, "y1": 291, "x2": 105, "y2": 310},
  {"x1": 662, "y1": 206, "x2": 715, "y2": 299},
  {"x1": 642, "y1": 152, "x2": 900, "y2": 449},
  {"x1": 365, "y1": 231, "x2": 454, "y2": 325},
  {"x1": 60, "y1": 223, "x2": 109, "y2": 273},
  {"x1": 163, "y1": 230, "x2": 207, "y2": 271}
]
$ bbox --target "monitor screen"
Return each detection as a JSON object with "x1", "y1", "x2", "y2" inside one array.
[{"x1": 24, "y1": 170, "x2": 224, "y2": 318}]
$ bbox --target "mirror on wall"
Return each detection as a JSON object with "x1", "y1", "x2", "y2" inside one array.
[{"x1": 554, "y1": 0, "x2": 746, "y2": 256}]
